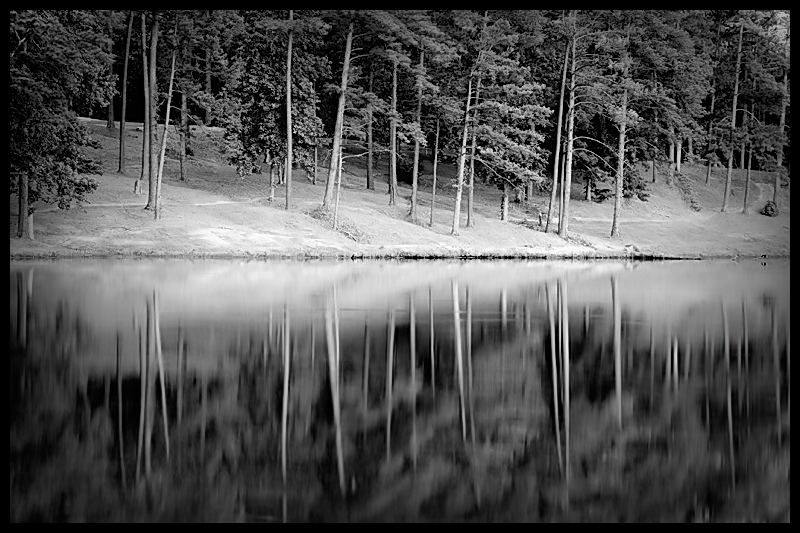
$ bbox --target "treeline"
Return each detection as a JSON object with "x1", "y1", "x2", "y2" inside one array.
[{"x1": 10, "y1": 10, "x2": 790, "y2": 240}]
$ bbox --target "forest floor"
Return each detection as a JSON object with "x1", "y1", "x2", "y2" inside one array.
[{"x1": 9, "y1": 118, "x2": 791, "y2": 259}]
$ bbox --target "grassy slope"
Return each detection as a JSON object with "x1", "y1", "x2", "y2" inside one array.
[{"x1": 9, "y1": 118, "x2": 790, "y2": 258}]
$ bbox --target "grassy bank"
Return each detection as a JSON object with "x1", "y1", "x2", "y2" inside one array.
[{"x1": 9, "y1": 118, "x2": 790, "y2": 260}]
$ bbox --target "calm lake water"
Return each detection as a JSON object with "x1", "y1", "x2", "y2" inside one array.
[{"x1": 9, "y1": 259, "x2": 791, "y2": 522}]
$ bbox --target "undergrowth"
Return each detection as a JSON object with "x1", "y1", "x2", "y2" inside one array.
[
  {"x1": 674, "y1": 172, "x2": 703, "y2": 212},
  {"x1": 307, "y1": 206, "x2": 371, "y2": 244}
]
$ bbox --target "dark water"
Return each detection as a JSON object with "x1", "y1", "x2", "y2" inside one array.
[{"x1": 9, "y1": 259, "x2": 790, "y2": 522}]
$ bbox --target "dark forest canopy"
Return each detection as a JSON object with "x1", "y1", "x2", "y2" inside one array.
[{"x1": 10, "y1": 10, "x2": 790, "y2": 238}]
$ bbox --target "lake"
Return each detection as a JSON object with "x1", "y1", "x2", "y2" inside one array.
[{"x1": 9, "y1": 258, "x2": 791, "y2": 522}]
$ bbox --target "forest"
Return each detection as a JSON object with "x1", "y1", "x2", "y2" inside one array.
[{"x1": 9, "y1": 10, "x2": 791, "y2": 247}]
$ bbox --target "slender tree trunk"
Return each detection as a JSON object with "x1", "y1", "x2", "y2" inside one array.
[
  {"x1": 652, "y1": 159, "x2": 657, "y2": 183},
  {"x1": 389, "y1": 59, "x2": 398, "y2": 206},
  {"x1": 366, "y1": 62, "x2": 374, "y2": 190},
  {"x1": 611, "y1": 79, "x2": 628, "y2": 239},
  {"x1": 17, "y1": 173, "x2": 33, "y2": 240},
  {"x1": 722, "y1": 20, "x2": 744, "y2": 212},
  {"x1": 179, "y1": 88, "x2": 187, "y2": 181},
  {"x1": 154, "y1": 25, "x2": 177, "y2": 221},
  {"x1": 451, "y1": 77, "x2": 473, "y2": 236},
  {"x1": 430, "y1": 118, "x2": 439, "y2": 227},
  {"x1": 676, "y1": 137, "x2": 682, "y2": 174},
  {"x1": 322, "y1": 23, "x2": 352, "y2": 210},
  {"x1": 107, "y1": 11, "x2": 115, "y2": 129},
  {"x1": 546, "y1": 39, "x2": 569, "y2": 233},
  {"x1": 410, "y1": 49, "x2": 424, "y2": 220},
  {"x1": 612, "y1": 276, "x2": 622, "y2": 429},
  {"x1": 586, "y1": 172, "x2": 592, "y2": 202},
  {"x1": 706, "y1": 16, "x2": 722, "y2": 185},
  {"x1": 285, "y1": 10, "x2": 293, "y2": 211},
  {"x1": 118, "y1": 12, "x2": 133, "y2": 173},
  {"x1": 146, "y1": 14, "x2": 159, "y2": 210},
  {"x1": 452, "y1": 281, "x2": 467, "y2": 442},
  {"x1": 668, "y1": 130, "x2": 674, "y2": 175},
  {"x1": 743, "y1": 138, "x2": 752, "y2": 214},
  {"x1": 687, "y1": 135, "x2": 693, "y2": 159},
  {"x1": 136, "y1": 14, "x2": 149, "y2": 196},
  {"x1": 269, "y1": 159, "x2": 275, "y2": 202},
  {"x1": 774, "y1": 67, "x2": 787, "y2": 208},
  {"x1": 558, "y1": 29, "x2": 576, "y2": 239},
  {"x1": 467, "y1": 77, "x2": 482, "y2": 228},
  {"x1": 500, "y1": 182, "x2": 509, "y2": 221},
  {"x1": 313, "y1": 145, "x2": 318, "y2": 185}
]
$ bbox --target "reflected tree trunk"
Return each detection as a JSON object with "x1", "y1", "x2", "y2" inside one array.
[
  {"x1": 177, "y1": 325, "x2": 184, "y2": 425},
  {"x1": 281, "y1": 305, "x2": 290, "y2": 484},
  {"x1": 429, "y1": 287, "x2": 436, "y2": 399},
  {"x1": 410, "y1": 296, "x2": 418, "y2": 469},
  {"x1": 560, "y1": 279, "x2": 571, "y2": 481},
  {"x1": 324, "y1": 297, "x2": 346, "y2": 495},
  {"x1": 144, "y1": 298, "x2": 156, "y2": 478},
  {"x1": 772, "y1": 305, "x2": 781, "y2": 444},
  {"x1": 135, "y1": 313, "x2": 145, "y2": 484},
  {"x1": 153, "y1": 291, "x2": 169, "y2": 460},
  {"x1": 363, "y1": 323, "x2": 370, "y2": 411},
  {"x1": 466, "y1": 287, "x2": 476, "y2": 445},
  {"x1": 386, "y1": 308, "x2": 396, "y2": 462},
  {"x1": 452, "y1": 281, "x2": 467, "y2": 442},
  {"x1": 546, "y1": 284, "x2": 563, "y2": 475},
  {"x1": 612, "y1": 276, "x2": 622, "y2": 430},
  {"x1": 722, "y1": 302, "x2": 735, "y2": 489},
  {"x1": 116, "y1": 333, "x2": 127, "y2": 491}
]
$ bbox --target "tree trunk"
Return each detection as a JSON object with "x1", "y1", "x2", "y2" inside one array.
[
  {"x1": 586, "y1": 172, "x2": 592, "y2": 202},
  {"x1": 388, "y1": 59, "x2": 398, "y2": 206},
  {"x1": 107, "y1": 11, "x2": 115, "y2": 129},
  {"x1": 410, "y1": 49, "x2": 424, "y2": 221},
  {"x1": 269, "y1": 159, "x2": 275, "y2": 202},
  {"x1": 467, "y1": 77, "x2": 482, "y2": 228},
  {"x1": 722, "y1": 20, "x2": 744, "y2": 212},
  {"x1": 146, "y1": 14, "x2": 159, "y2": 211},
  {"x1": 17, "y1": 173, "x2": 33, "y2": 240},
  {"x1": 774, "y1": 67, "x2": 787, "y2": 208},
  {"x1": 652, "y1": 159, "x2": 657, "y2": 183},
  {"x1": 546, "y1": 39, "x2": 569, "y2": 233},
  {"x1": 285, "y1": 10, "x2": 293, "y2": 211},
  {"x1": 155, "y1": 25, "x2": 178, "y2": 221},
  {"x1": 742, "y1": 140, "x2": 752, "y2": 214},
  {"x1": 366, "y1": 62, "x2": 374, "y2": 190},
  {"x1": 430, "y1": 117, "x2": 439, "y2": 227},
  {"x1": 687, "y1": 135, "x2": 693, "y2": 159},
  {"x1": 322, "y1": 23, "x2": 352, "y2": 210},
  {"x1": 558, "y1": 32, "x2": 576, "y2": 239},
  {"x1": 135, "y1": 14, "x2": 149, "y2": 196},
  {"x1": 706, "y1": 16, "x2": 722, "y2": 185},
  {"x1": 500, "y1": 182, "x2": 509, "y2": 221},
  {"x1": 611, "y1": 80, "x2": 627, "y2": 239},
  {"x1": 118, "y1": 12, "x2": 133, "y2": 173},
  {"x1": 313, "y1": 145, "x2": 318, "y2": 185},
  {"x1": 675, "y1": 137, "x2": 682, "y2": 174},
  {"x1": 451, "y1": 77, "x2": 474, "y2": 236},
  {"x1": 179, "y1": 87, "x2": 187, "y2": 181}
]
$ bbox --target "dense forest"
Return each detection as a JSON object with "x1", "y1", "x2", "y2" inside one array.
[{"x1": 10, "y1": 10, "x2": 790, "y2": 240}]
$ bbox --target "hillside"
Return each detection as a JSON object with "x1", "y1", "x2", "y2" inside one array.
[{"x1": 9, "y1": 118, "x2": 791, "y2": 259}]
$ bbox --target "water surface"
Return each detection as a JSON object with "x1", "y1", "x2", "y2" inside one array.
[{"x1": 9, "y1": 259, "x2": 791, "y2": 522}]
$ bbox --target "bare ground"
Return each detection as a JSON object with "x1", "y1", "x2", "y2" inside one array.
[{"x1": 9, "y1": 118, "x2": 790, "y2": 259}]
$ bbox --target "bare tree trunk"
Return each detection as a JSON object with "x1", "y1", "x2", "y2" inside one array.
[
  {"x1": 611, "y1": 65, "x2": 628, "y2": 239},
  {"x1": 652, "y1": 159, "x2": 657, "y2": 183},
  {"x1": 676, "y1": 137, "x2": 682, "y2": 174},
  {"x1": 322, "y1": 23, "x2": 352, "y2": 210},
  {"x1": 467, "y1": 77, "x2": 482, "y2": 228},
  {"x1": 313, "y1": 145, "x2": 318, "y2": 185},
  {"x1": 705, "y1": 16, "x2": 722, "y2": 185},
  {"x1": 146, "y1": 13, "x2": 159, "y2": 210},
  {"x1": 366, "y1": 62, "x2": 374, "y2": 190},
  {"x1": 500, "y1": 182, "x2": 509, "y2": 221},
  {"x1": 179, "y1": 88, "x2": 187, "y2": 181},
  {"x1": 285, "y1": 10, "x2": 293, "y2": 211},
  {"x1": 722, "y1": 20, "x2": 744, "y2": 212},
  {"x1": 135, "y1": 13, "x2": 149, "y2": 196},
  {"x1": 558, "y1": 27, "x2": 576, "y2": 239},
  {"x1": 107, "y1": 11, "x2": 115, "y2": 129},
  {"x1": 451, "y1": 77, "x2": 473, "y2": 236},
  {"x1": 742, "y1": 138, "x2": 752, "y2": 214},
  {"x1": 269, "y1": 159, "x2": 275, "y2": 202},
  {"x1": 546, "y1": 39, "x2": 569, "y2": 233},
  {"x1": 154, "y1": 23, "x2": 177, "y2": 221},
  {"x1": 388, "y1": 59, "x2": 398, "y2": 206},
  {"x1": 586, "y1": 172, "x2": 592, "y2": 202},
  {"x1": 430, "y1": 118, "x2": 439, "y2": 227},
  {"x1": 17, "y1": 173, "x2": 33, "y2": 240},
  {"x1": 774, "y1": 67, "x2": 787, "y2": 208},
  {"x1": 118, "y1": 12, "x2": 133, "y2": 173},
  {"x1": 410, "y1": 49, "x2": 424, "y2": 220}
]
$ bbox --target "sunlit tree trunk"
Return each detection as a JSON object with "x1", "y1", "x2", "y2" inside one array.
[
  {"x1": 146, "y1": 14, "x2": 159, "y2": 210},
  {"x1": 179, "y1": 88, "x2": 187, "y2": 181},
  {"x1": 558, "y1": 28, "x2": 576, "y2": 239},
  {"x1": 154, "y1": 27, "x2": 177, "y2": 221},
  {"x1": 410, "y1": 49, "x2": 424, "y2": 220},
  {"x1": 675, "y1": 137, "x2": 682, "y2": 174},
  {"x1": 388, "y1": 59, "x2": 398, "y2": 206},
  {"x1": 774, "y1": 67, "x2": 787, "y2": 208},
  {"x1": 705, "y1": 16, "x2": 722, "y2": 185},
  {"x1": 285, "y1": 10, "x2": 293, "y2": 211},
  {"x1": 500, "y1": 182, "x2": 509, "y2": 221},
  {"x1": 366, "y1": 62, "x2": 374, "y2": 190},
  {"x1": 467, "y1": 77, "x2": 482, "y2": 228},
  {"x1": 451, "y1": 77, "x2": 473, "y2": 236},
  {"x1": 118, "y1": 12, "x2": 133, "y2": 173},
  {"x1": 135, "y1": 14, "x2": 149, "y2": 196},
  {"x1": 322, "y1": 22, "x2": 352, "y2": 210},
  {"x1": 611, "y1": 69, "x2": 628, "y2": 239},
  {"x1": 106, "y1": 11, "x2": 115, "y2": 129},
  {"x1": 742, "y1": 135, "x2": 752, "y2": 214},
  {"x1": 722, "y1": 20, "x2": 744, "y2": 212},
  {"x1": 546, "y1": 40, "x2": 569, "y2": 233},
  {"x1": 430, "y1": 118, "x2": 440, "y2": 227}
]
